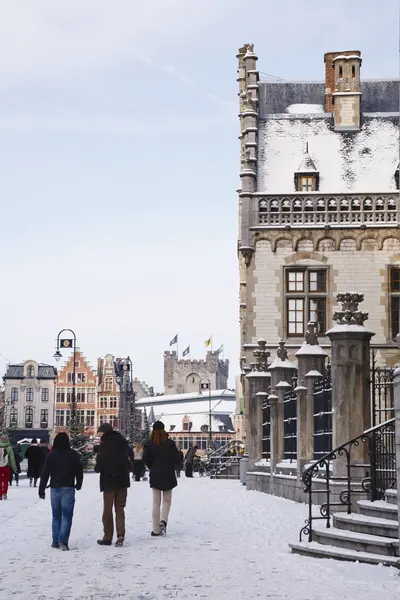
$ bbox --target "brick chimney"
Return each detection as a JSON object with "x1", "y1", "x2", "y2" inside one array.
[{"x1": 324, "y1": 50, "x2": 361, "y2": 113}]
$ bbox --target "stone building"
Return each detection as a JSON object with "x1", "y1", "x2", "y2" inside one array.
[
  {"x1": 3, "y1": 360, "x2": 57, "y2": 442},
  {"x1": 237, "y1": 44, "x2": 400, "y2": 416},
  {"x1": 55, "y1": 350, "x2": 97, "y2": 436},
  {"x1": 97, "y1": 354, "x2": 121, "y2": 430},
  {"x1": 164, "y1": 351, "x2": 229, "y2": 394}
]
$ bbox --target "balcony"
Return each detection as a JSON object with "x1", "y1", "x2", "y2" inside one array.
[
  {"x1": 255, "y1": 193, "x2": 399, "y2": 229},
  {"x1": 25, "y1": 422, "x2": 33, "y2": 428},
  {"x1": 40, "y1": 421, "x2": 48, "y2": 429}
]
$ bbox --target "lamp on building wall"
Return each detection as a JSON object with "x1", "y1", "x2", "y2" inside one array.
[{"x1": 54, "y1": 328, "x2": 77, "y2": 426}]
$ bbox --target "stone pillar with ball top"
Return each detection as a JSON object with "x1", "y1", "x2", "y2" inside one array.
[
  {"x1": 326, "y1": 292, "x2": 374, "y2": 475},
  {"x1": 245, "y1": 339, "x2": 271, "y2": 467},
  {"x1": 295, "y1": 322, "x2": 328, "y2": 478}
]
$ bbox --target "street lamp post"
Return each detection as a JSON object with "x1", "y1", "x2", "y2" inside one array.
[
  {"x1": 199, "y1": 378, "x2": 212, "y2": 448},
  {"x1": 54, "y1": 329, "x2": 77, "y2": 428},
  {"x1": 116, "y1": 357, "x2": 136, "y2": 444}
]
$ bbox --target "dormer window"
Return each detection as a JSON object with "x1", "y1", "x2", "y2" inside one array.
[
  {"x1": 294, "y1": 145, "x2": 319, "y2": 192},
  {"x1": 395, "y1": 163, "x2": 399, "y2": 190}
]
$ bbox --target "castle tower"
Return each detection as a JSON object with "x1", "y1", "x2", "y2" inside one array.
[{"x1": 163, "y1": 351, "x2": 229, "y2": 394}]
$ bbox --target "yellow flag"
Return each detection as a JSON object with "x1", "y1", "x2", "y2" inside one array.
[{"x1": 205, "y1": 335, "x2": 212, "y2": 348}]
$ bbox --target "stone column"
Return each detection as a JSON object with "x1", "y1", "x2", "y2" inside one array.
[
  {"x1": 269, "y1": 341, "x2": 297, "y2": 473},
  {"x1": 295, "y1": 322, "x2": 328, "y2": 477},
  {"x1": 245, "y1": 340, "x2": 271, "y2": 468},
  {"x1": 326, "y1": 293, "x2": 374, "y2": 473}
]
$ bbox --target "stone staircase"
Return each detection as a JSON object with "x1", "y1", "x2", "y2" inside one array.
[{"x1": 290, "y1": 489, "x2": 399, "y2": 566}]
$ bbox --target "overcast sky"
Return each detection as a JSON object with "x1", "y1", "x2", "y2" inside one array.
[{"x1": 0, "y1": 0, "x2": 397, "y2": 391}]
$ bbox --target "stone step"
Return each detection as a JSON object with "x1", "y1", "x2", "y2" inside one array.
[
  {"x1": 312, "y1": 524, "x2": 399, "y2": 557},
  {"x1": 289, "y1": 541, "x2": 399, "y2": 567},
  {"x1": 333, "y1": 512, "x2": 399, "y2": 539},
  {"x1": 385, "y1": 489, "x2": 398, "y2": 506},
  {"x1": 358, "y1": 499, "x2": 398, "y2": 521}
]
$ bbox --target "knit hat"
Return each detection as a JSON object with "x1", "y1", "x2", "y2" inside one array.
[
  {"x1": 152, "y1": 420, "x2": 165, "y2": 431},
  {"x1": 97, "y1": 423, "x2": 113, "y2": 434},
  {"x1": 0, "y1": 434, "x2": 9, "y2": 444}
]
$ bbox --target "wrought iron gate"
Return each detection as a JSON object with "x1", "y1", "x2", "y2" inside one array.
[
  {"x1": 262, "y1": 395, "x2": 271, "y2": 460},
  {"x1": 283, "y1": 377, "x2": 297, "y2": 462},
  {"x1": 313, "y1": 365, "x2": 332, "y2": 460},
  {"x1": 370, "y1": 351, "x2": 394, "y2": 426}
]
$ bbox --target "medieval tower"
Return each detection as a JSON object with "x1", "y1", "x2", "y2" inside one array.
[{"x1": 163, "y1": 351, "x2": 229, "y2": 394}]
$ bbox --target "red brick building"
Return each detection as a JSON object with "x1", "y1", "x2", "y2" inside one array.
[{"x1": 55, "y1": 349, "x2": 97, "y2": 437}]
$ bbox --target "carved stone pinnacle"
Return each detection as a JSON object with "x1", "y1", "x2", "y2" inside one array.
[
  {"x1": 251, "y1": 339, "x2": 270, "y2": 372},
  {"x1": 305, "y1": 321, "x2": 318, "y2": 345},
  {"x1": 276, "y1": 340, "x2": 288, "y2": 361},
  {"x1": 333, "y1": 292, "x2": 368, "y2": 326}
]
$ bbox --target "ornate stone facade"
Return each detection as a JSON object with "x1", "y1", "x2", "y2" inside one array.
[
  {"x1": 237, "y1": 44, "x2": 400, "y2": 448},
  {"x1": 164, "y1": 351, "x2": 229, "y2": 394}
]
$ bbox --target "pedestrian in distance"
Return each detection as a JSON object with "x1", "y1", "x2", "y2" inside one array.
[
  {"x1": 9, "y1": 444, "x2": 22, "y2": 487},
  {"x1": 132, "y1": 443, "x2": 145, "y2": 482},
  {"x1": 95, "y1": 423, "x2": 131, "y2": 548},
  {"x1": 0, "y1": 434, "x2": 17, "y2": 500},
  {"x1": 26, "y1": 438, "x2": 45, "y2": 488},
  {"x1": 38, "y1": 432, "x2": 83, "y2": 551},
  {"x1": 175, "y1": 446, "x2": 184, "y2": 478},
  {"x1": 143, "y1": 420, "x2": 180, "y2": 537},
  {"x1": 184, "y1": 445, "x2": 199, "y2": 478}
]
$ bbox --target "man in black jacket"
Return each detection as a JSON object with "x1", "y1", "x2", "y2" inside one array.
[
  {"x1": 38, "y1": 432, "x2": 83, "y2": 551},
  {"x1": 95, "y1": 423, "x2": 131, "y2": 548}
]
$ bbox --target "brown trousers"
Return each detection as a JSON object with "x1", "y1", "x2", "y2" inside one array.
[{"x1": 102, "y1": 488, "x2": 128, "y2": 541}]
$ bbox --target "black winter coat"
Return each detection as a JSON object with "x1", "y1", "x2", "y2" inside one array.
[
  {"x1": 38, "y1": 448, "x2": 83, "y2": 496},
  {"x1": 143, "y1": 439, "x2": 180, "y2": 491},
  {"x1": 95, "y1": 431, "x2": 131, "y2": 492},
  {"x1": 26, "y1": 445, "x2": 45, "y2": 479}
]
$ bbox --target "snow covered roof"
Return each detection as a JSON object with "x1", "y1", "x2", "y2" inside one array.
[
  {"x1": 136, "y1": 398, "x2": 235, "y2": 416},
  {"x1": 258, "y1": 80, "x2": 399, "y2": 117},
  {"x1": 149, "y1": 411, "x2": 235, "y2": 434},
  {"x1": 295, "y1": 152, "x2": 318, "y2": 174},
  {"x1": 135, "y1": 389, "x2": 235, "y2": 406},
  {"x1": 257, "y1": 115, "x2": 399, "y2": 193},
  {"x1": 286, "y1": 104, "x2": 325, "y2": 115}
]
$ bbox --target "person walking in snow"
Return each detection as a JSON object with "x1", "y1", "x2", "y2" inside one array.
[
  {"x1": 9, "y1": 444, "x2": 22, "y2": 487},
  {"x1": 132, "y1": 443, "x2": 145, "y2": 482},
  {"x1": 184, "y1": 445, "x2": 199, "y2": 478},
  {"x1": 38, "y1": 432, "x2": 83, "y2": 551},
  {"x1": 26, "y1": 438, "x2": 45, "y2": 487},
  {"x1": 0, "y1": 434, "x2": 17, "y2": 500},
  {"x1": 143, "y1": 420, "x2": 180, "y2": 537},
  {"x1": 175, "y1": 446, "x2": 184, "y2": 478},
  {"x1": 95, "y1": 423, "x2": 131, "y2": 548}
]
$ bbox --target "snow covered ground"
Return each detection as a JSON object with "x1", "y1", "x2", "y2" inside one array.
[{"x1": 0, "y1": 474, "x2": 399, "y2": 599}]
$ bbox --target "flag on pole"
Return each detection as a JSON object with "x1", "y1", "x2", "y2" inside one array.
[
  {"x1": 205, "y1": 335, "x2": 212, "y2": 348},
  {"x1": 183, "y1": 346, "x2": 190, "y2": 357},
  {"x1": 170, "y1": 334, "x2": 178, "y2": 346},
  {"x1": 216, "y1": 344, "x2": 224, "y2": 355}
]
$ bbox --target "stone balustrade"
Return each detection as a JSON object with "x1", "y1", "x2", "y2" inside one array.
[{"x1": 255, "y1": 193, "x2": 398, "y2": 228}]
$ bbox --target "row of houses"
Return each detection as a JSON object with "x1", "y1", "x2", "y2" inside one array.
[
  {"x1": 0, "y1": 349, "x2": 242, "y2": 449},
  {"x1": 0, "y1": 350, "x2": 153, "y2": 442}
]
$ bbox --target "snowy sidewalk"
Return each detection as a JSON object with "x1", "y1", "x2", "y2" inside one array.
[{"x1": 0, "y1": 474, "x2": 399, "y2": 600}]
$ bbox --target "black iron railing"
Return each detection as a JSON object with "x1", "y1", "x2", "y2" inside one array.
[
  {"x1": 299, "y1": 418, "x2": 396, "y2": 543},
  {"x1": 262, "y1": 395, "x2": 271, "y2": 460},
  {"x1": 313, "y1": 366, "x2": 332, "y2": 460},
  {"x1": 370, "y1": 352, "x2": 394, "y2": 426},
  {"x1": 283, "y1": 380, "x2": 297, "y2": 462}
]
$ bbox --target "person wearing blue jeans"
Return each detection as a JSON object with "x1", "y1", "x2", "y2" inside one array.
[{"x1": 39, "y1": 432, "x2": 83, "y2": 551}]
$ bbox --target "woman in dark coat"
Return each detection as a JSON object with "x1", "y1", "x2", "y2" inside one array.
[
  {"x1": 25, "y1": 439, "x2": 45, "y2": 487},
  {"x1": 175, "y1": 446, "x2": 184, "y2": 478},
  {"x1": 143, "y1": 421, "x2": 180, "y2": 537},
  {"x1": 9, "y1": 445, "x2": 22, "y2": 486}
]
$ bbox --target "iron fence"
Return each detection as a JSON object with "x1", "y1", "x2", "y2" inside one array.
[
  {"x1": 283, "y1": 378, "x2": 297, "y2": 462},
  {"x1": 370, "y1": 351, "x2": 394, "y2": 426},
  {"x1": 262, "y1": 395, "x2": 271, "y2": 460},
  {"x1": 313, "y1": 365, "x2": 332, "y2": 460}
]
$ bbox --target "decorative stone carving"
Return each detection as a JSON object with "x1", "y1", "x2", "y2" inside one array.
[
  {"x1": 251, "y1": 339, "x2": 270, "y2": 372},
  {"x1": 276, "y1": 340, "x2": 288, "y2": 361},
  {"x1": 305, "y1": 321, "x2": 318, "y2": 345},
  {"x1": 241, "y1": 146, "x2": 252, "y2": 164},
  {"x1": 240, "y1": 247, "x2": 254, "y2": 267},
  {"x1": 240, "y1": 89, "x2": 256, "y2": 112},
  {"x1": 245, "y1": 43, "x2": 254, "y2": 54},
  {"x1": 333, "y1": 292, "x2": 368, "y2": 326}
]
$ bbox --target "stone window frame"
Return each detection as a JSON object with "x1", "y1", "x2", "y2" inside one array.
[
  {"x1": 26, "y1": 387, "x2": 34, "y2": 402},
  {"x1": 40, "y1": 408, "x2": 48, "y2": 428},
  {"x1": 389, "y1": 266, "x2": 400, "y2": 339},
  {"x1": 284, "y1": 266, "x2": 329, "y2": 338},
  {"x1": 25, "y1": 406, "x2": 33, "y2": 427}
]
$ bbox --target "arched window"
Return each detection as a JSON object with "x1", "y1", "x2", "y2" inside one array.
[
  {"x1": 26, "y1": 388, "x2": 34, "y2": 402},
  {"x1": 10, "y1": 407, "x2": 17, "y2": 426},
  {"x1": 27, "y1": 365, "x2": 35, "y2": 378},
  {"x1": 25, "y1": 406, "x2": 33, "y2": 427}
]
